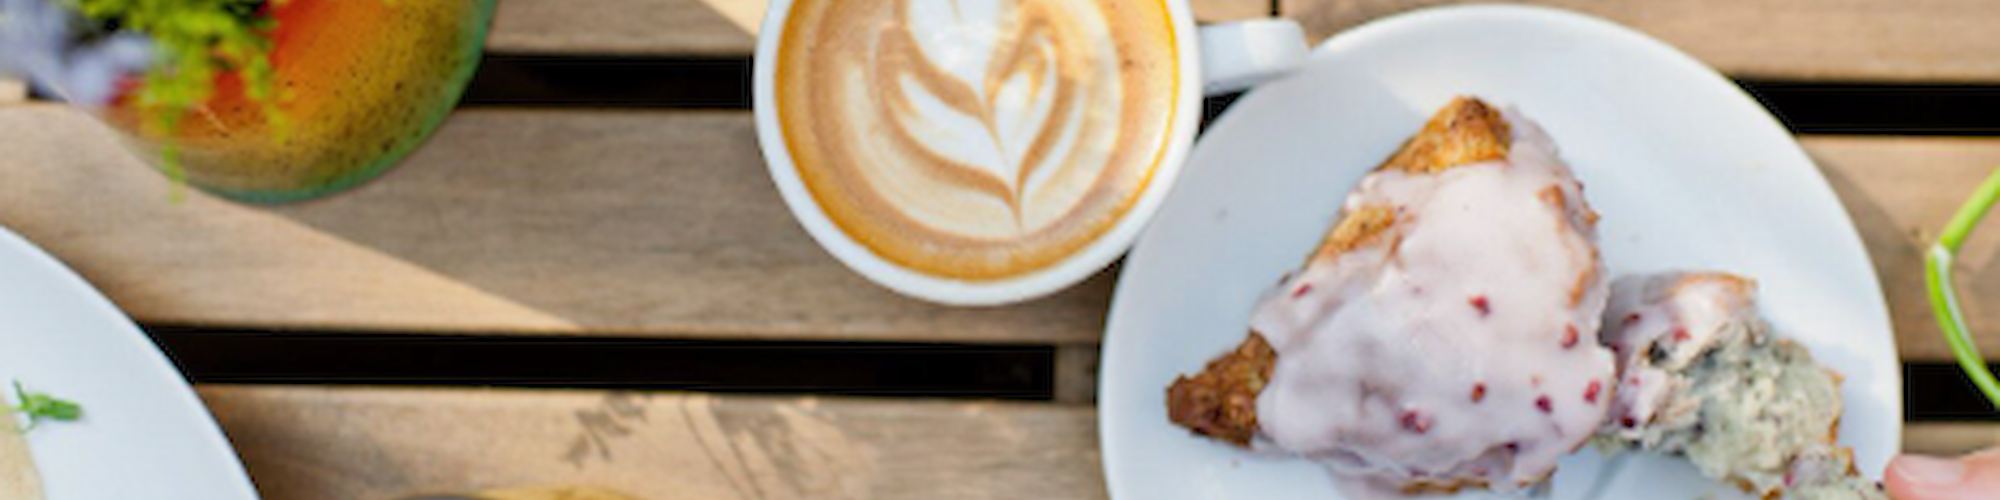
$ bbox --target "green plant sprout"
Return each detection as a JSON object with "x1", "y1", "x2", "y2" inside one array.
[
  {"x1": 1925, "y1": 167, "x2": 2000, "y2": 409},
  {"x1": 10, "y1": 381, "x2": 80, "y2": 431},
  {"x1": 64, "y1": 0, "x2": 289, "y2": 198}
]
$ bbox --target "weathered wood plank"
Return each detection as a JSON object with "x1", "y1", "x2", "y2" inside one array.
[
  {"x1": 3, "y1": 105, "x2": 1996, "y2": 356},
  {"x1": 475, "y1": 487, "x2": 643, "y2": 500},
  {"x1": 197, "y1": 385, "x2": 1105, "y2": 500},
  {"x1": 194, "y1": 384, "x2": 1997, "y2": 500},
  {"x1": 489, "y1": 0, "x2": 762, "y2": 56},
  {"x1": 0, "y1": 78, "x2": 24, "y2": 104},
  {"x1": 488, "y1": 0, "x2": 2000, "y2": 82},
  {"x1": 1278, "y1": 0, "x2": 2000, "y2": 82},
  {"x1": 1904, "y1": 422, "x2": 2000, "y2": 456},
  {"x1": 1192, "y1": 0, "x2": 1276, "y2": 22},
  {"x1": 0, "y1": 105, "x2": 1111, "y2": 343},
  {"x1": 1804, "y1": 136, "x2": 2000, "y2": 362},
  {"x1": 487, "y1": 0, "x2": 1277, "y2": 55}
]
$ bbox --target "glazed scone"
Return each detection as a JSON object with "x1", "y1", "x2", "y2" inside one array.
[
  {"x1": 1597, "y1": 273, "x2": 1885, "y2": 500},
  {"x1": 1165, "y1": 97, "x2": 1525, "y2": 451},
  {"x1": 1167, "y1": 97, "x2": 1614, "y2": 495}
]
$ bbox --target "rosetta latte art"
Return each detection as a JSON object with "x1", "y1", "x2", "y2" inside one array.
[{"x1": 777, "y1": 0, "x2": 1178, "y2": 280}]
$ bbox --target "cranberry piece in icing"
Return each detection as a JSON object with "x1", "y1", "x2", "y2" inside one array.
[
  {"x1": 1621, "y1": 416, "x2": 1638, "y2": 428},
  {"x1": 1583, "y1": 380, "x2": 1601, "y2": 404},
  {"x1": 1236, "y1": 107, "x2": 1613, "y2": 490},
  {"x1": 1672, "y1": 328, "x2": 1691, "y2": 342},
  {"x1": 1292, "y1": 283, "x2": 1314, "y2": 298},
  {"x1": 1535, "y1": 395, "x2": 1553, "y2": 413},
  {"x1": 1560, "y1": 324, "x2": 1579, "y2": 348},
  {"x1": 1399, "y1": 410, "x2": 1433, "y2": 434},
  {"x1": 1623, "y1": 312, "x2": 1643, "y2": 327}
]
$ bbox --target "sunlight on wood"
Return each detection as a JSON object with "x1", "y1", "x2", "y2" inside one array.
[
  {"x1": 697, "y1": 0, "x2": 766, "y2": 34},
  {"x1": 707, "y1": 0, "x2": 1272, "y2": 33},
  {"x1": 474, "y1": 486, "x2": 644, "y2": 500},
  {"x1": 0, "y1": 105, "x2": 580, "y2": 334},
  {"x1": 202, "y1": 385, "x2": 1105, "y2": 500},
  {"x1": 1803, "y1": 136, "x2": 2000, "y2": 361},
  {"x1": 0, "y1": 79, "x2": 25, "y2": 104},
  {"x1": 1279, "y1": 0, "x2": 2000, "y2": 82},
  {"x1": 0, "y1": 105, "x2": 1112, "y2": 343},
  {"x1": 489, "y1": 0, "x2": 1285, "y2": 55},
  {"x1": 1905, "y1": 423, "x2": 2000, "y2": 455},
  {"x1": 1193, "y1": 0, "x2": 1275, "y2": 21}
]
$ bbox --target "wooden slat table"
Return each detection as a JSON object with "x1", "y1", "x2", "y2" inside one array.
[
  {"x1": 198, "y1": 385, "x2": 1104, "y2": 500},
  {"x1": 1279, "y1": 0, "x2": 2000, "y2": 82},
  {"x1": 2, "y1": 0, "x2": 1998, "y2": 499},
  {"x1": 0, "y1": 78, "x2": 24, "y2": 104}
]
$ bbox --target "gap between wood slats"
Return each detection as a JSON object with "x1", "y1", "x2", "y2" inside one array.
[
  {"x1": 463, "y1": 56, "x2": 1257, "y2": 127},
  {"x1": 462, "y1": 56, "x2": 2000, "y2": 135},
  {"x1": 148, "y1": 327, "x2": 1997, "y2": 421},
  {"x1": 151, "y1": 328, "x2": 1057, "y2": 401},
  {"x1": 32, "y1": 54, "x2": 2000, "y2": 135}
]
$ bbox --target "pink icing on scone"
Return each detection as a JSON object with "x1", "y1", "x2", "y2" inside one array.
[{"x1": 1245, "y1": 103, "x2": 1613, "y2": 495}]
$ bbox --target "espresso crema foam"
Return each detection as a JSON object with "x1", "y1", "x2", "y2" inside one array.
[{"x1": 776, "y1": 0, "x2": 1179, "y2": 280}]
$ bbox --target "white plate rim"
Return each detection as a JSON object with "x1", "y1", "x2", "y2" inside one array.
[
  {"x1": 1099, "y1": 4, "x2": 1902, "y2": 500},
  {"x1": 0, "y1": 226, "x2": 261, "y2": 499}
]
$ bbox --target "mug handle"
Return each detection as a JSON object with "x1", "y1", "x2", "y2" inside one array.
[
  {"x1": 1926, "y1": 167, "x2": 2000, "y2": 409},
  {"x1": 1196, "y1": 19, "x2": 1310, "y2": 96}
]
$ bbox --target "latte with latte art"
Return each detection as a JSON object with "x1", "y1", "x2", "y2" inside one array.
[{"x1": 775, "y1": 0, "x2": 1179, "y2": 280}]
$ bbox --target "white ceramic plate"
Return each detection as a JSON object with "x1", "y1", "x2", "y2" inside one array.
[
  {"x1": 0, "y1": 227, "x2": 259, "y2": 499},
  {"x1": 1099, "y1": 5, "x2": 1901, "y2": 500}
]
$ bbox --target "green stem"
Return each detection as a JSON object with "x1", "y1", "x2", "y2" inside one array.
[
  {"x1": 1940, "y1": 169, "x2": 2000, "y2": 253},
  {"x1": 1926, "y1": 168, "x2": 2000, "y2": 409}
]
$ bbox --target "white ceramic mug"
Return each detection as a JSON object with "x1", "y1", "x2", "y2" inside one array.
[{"x1": 754, "y1": 0, "x2": 1308, "y2": 305}]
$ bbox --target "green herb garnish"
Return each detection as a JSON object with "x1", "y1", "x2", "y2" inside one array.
[
  {"x1": 62, "y1": 0, "x2": 288, "y2": 192},
  {"x1": 10, "y1": 381, "x2": 81, "y2": 431}
]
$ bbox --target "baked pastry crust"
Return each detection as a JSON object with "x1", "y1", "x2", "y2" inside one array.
[
  {"x1": 1164, "y1": 333, "x2": 1272, "y2": 446},
  {"x1": 1165, "y1": 96, "x2": 1515, "y2": 445}
]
